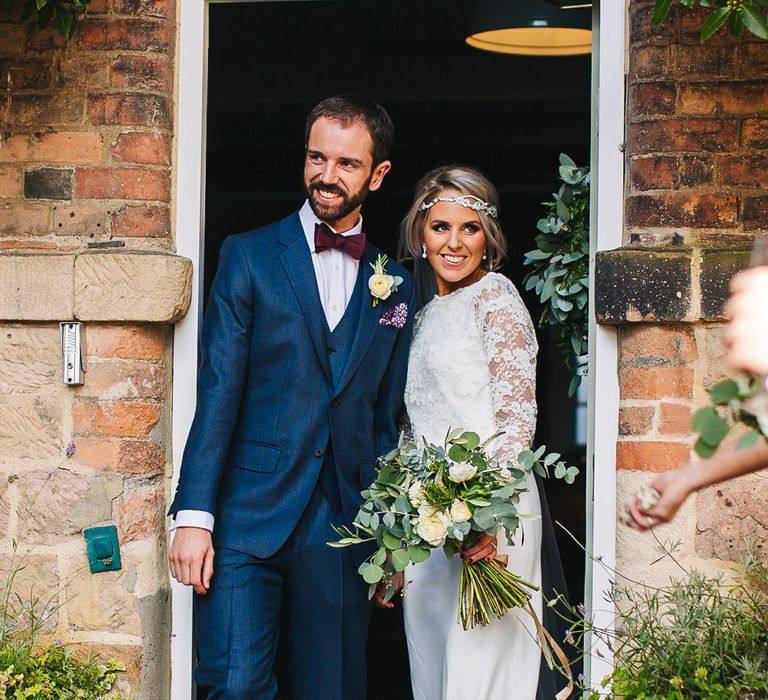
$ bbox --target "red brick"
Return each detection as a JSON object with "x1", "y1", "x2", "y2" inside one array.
[
  {"x1": 630, "y1": 45, "x2": 670, "y2": 81},
  {"x1": 111, "y1": 204, "x2": 170, "y2": 237},
  {"x1": 670, "y1": 44, "x2": 737, "y2": 79},
  {"x1": 742, "y1": 119, "x2": 768, "y2": 149},
  {"x1": 679, "y1": 156, "x2": 713, "y2": 187},
  {"x1": 740, "y1": 42, "x2": 768, "y2": 78},
  {"x1": 111, "y1": 133, "x2": 170, "y2": 165},
  {"x1": 741, "y1": 196, "x2": 768, "y2": 231},
  {"x1": 74, "y1": 436, "x2": 164, "y2": 474},
  {"x1": 55, "y1": 55, "x2": 110, "y2": 89},
  {"x1": 627, "y1": 194, "x2": 737, "y2": 228},
  {"x1": 628, "y1": 119, "x2": 738, "y2": 155},
  {"x1": 78, "y1": 18, "x2": 174, "y2": 52},
  {"x1": 0, "y1": 132, "x2": 104, "y2": 164},
  {"x1": 94, "y1": 400, "x2": 161, "y2": 437},
  {"x1": 679, "y1": 82, "x2": 768, "y2": 116},
  {"x1": 73, "y1": 400, "x2": 96, "y2": 433},
  {"x1": 0, "y1": 24, "x2": 26, "y2": 55},
  {"x1": 114, "y1": 0, "x2": 174, "y2": 19},
  {"x1": 87, "y1": 324, "x2": 165, "y2": 361},
  {"x1": 1, "y1": 59, "x2": 51, "y2": 89},
  {"x1": 0, "y1": 166, "x2": 21, "y2": 197},
  {"x1": 659, "y1": 403, "x2": 692, "y2": 435},
  {"x1": 630, "y1": 155, "x2": 679, "y2": 191},
  {"x1": 110, "y1": 55, "x2": 171, "y2": 92},
  {"x1": 75, "y1": 167, "x2": 170, "y2": 201},
  {"x1": 630, "y1": 3, "x2": 676, "y2": 45},
  {"x1": 620, "y1": 367, "x2": 694, "y2": 400},
  {"x1": 3, "y1": 94, "x2": 84, "y2": 127},
  {"x1": 89, "y1": 93, "x2": 171, "y2": 129},
  {"x1": 621, "y1": 325, "x2": 679, "y2": 366},
  {"x1": 717, "y1": 155, "x2": 768, "y2": 187},
  {"x1": 0, "y1": 240, "x2": 56, "y2": 250},
  {"x1": 0, "y1": 204, "x2": 50, "y2": 236},
  {"x1": 24, "y1": 25, "x2": 66, "y2": 51},
  {"x1": 679, "y1": 328, "x2": 697, "y2": 362},
  {"x1": 75, "y1": 361, "x2": 166, "y2": 400},
  {"x1": 616, "y1": 440, "x2": 691, "y2": 471},
  {"x1": 619, "y1": 406, "x2": 656, "y2": 436},
  {"x1": 630, "y1": 82, "x2": 677, "y2": 118},
  {"x1": 114, "y1": 488, "x2": 161, "y2": 542}
]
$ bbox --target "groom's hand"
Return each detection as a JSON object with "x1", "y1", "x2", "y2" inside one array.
[{"x1": 169, "y1": 527, "x2": 215, "y2": 595}]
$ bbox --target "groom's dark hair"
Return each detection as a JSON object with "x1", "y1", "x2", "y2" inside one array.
[{"x1": 305, "y1": 95, "x2": 394, "y2": 168}]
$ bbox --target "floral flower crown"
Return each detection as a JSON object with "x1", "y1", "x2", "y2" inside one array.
[{"x1": 418, "y1": 194, "x2": 498, "y2": 219}]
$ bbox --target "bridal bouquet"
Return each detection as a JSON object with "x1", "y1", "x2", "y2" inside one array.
[{"x1": 331, "y1": 429, "x2": 578, "y2": 630}]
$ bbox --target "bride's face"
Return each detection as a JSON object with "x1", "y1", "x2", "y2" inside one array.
[{"x1": 422, "y1": 193, "x2": 487, "y2": 295}]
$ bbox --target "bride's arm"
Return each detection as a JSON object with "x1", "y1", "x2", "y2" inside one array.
[{"x1": 474, "y1": 280, "x2": 538, "y2": 470}]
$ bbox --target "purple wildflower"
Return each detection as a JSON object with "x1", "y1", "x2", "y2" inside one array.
[{"x1": 65, "y1": 440, "x2": 76, "y2": 458}]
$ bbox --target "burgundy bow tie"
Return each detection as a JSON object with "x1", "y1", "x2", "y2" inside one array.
[{"x1": 314, "y1": 222, "x2": 366, "y2": 260}]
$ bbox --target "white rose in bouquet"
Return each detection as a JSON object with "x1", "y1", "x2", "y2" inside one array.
[
  {"x1": 416, "y1": 505, "x2": 451, "y2": 547},
  {"x1": 408, "y1": 479, "x2": 425, "y2": 507},
  {"x1": 448, "y1": 462, "x2": 477, "y2": 484},
  {"x1": 450, "y1": 499, "x2": 472, "y2": 524}
]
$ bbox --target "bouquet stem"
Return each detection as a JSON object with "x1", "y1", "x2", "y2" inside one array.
[{"x1": 458, "y1": 558, "x2": 538, "y2": 630}]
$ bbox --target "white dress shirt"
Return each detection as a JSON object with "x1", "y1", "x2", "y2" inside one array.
[{"x1": 173, "y1": 201, "x2": 363, "y2": 532}]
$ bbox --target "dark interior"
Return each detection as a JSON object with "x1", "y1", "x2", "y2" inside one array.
[{"x1": 204, "y1": 2, "x2": 592, "y2": 696}]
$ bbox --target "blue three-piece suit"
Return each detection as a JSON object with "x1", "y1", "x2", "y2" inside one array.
[{"x1": 169, "y1": 210, "x2": 415, "y2": 699}]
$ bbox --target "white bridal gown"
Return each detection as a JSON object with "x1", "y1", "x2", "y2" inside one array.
[{"x1": 403, "y1": 272, "x2": 543, "y2": 700}]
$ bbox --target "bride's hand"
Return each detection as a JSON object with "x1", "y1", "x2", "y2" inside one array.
[
  {"x1": 461, "y1": 533, "x2": 498, "y2": 564},
  {"x1": 373, "y1": 572, "x2": 404, "y2": 609}
]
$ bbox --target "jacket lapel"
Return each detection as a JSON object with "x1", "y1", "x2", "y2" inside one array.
[
  {"x1": 277, "y1": 213, "x2": 332, "y2": 384},
  {"x1": 333, "y1": 245, "x2": 383, "y2": 396}
]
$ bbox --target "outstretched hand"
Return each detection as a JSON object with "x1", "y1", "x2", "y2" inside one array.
[
  {"x1": 169, "y1": 527, "x2": 215, "y2": 595},
  {"x1": 625, "y1": 471, "x2": 693, "y2": 532}
]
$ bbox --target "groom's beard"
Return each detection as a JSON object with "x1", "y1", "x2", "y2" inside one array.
[{"x1": 305, "y1": 177, "x2": 371, "y2": 223}]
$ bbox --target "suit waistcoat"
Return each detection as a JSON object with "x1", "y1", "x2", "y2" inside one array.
[{"x1": 317, "y1": 260, "x2": 365, "y2": 512}]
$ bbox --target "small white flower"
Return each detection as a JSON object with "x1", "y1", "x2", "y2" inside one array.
[
  {"x1": 450, "y1": 499, "x2": 472, "y2": 524},
  {"x1": 369, "y1": 274, "x2": 395, "y2": 301},
  {"x1": 448, "y1": 462, "x2": 477, "y2": 484},
  {"x1": 408, "y1": 479, "x2": 424, "y2": 508},
  {"x1": 415, "y1": 505, "x2": 451, "y2": 547}
]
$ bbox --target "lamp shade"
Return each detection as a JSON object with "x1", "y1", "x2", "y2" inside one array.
[{"x1": 466, "y1": 0, "x2": 592, "y2": 57}]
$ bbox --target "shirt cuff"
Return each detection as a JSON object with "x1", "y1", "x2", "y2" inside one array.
[{"x1": 172, "y1": 510, "x2": 215, "y2": 532}]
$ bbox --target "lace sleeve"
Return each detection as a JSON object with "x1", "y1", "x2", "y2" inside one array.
[{"x1": 474, "y1": 277, "x2": 538, "y2": 471}]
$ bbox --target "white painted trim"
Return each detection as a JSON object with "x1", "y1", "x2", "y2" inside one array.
[
  {"x1": 584, "y1": 0, "x2": 625, "y2": 689},
  {"x1": 171, "y1": 1, "x2": 207, "y2": 698}
]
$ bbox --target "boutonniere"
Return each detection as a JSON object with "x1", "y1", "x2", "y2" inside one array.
[{"x1": 368, "y1": 254, "x2": 403, "y2": 307}]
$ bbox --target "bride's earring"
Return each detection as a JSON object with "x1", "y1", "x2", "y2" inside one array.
[
  {"x1": 421, "y1": 244, "x2": 427, "y2": 259},
  {"x1": 483, "y1": 250, "x2": 487, "y2": 261}
]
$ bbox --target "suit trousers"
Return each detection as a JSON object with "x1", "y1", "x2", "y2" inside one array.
[{"x1": 194, "y1": 485, "x2": 371, "y2": 700}]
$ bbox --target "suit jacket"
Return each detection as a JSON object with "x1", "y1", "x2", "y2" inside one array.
[{"x1": 169, "y1": 211, "x2": 415, "y2": 558}]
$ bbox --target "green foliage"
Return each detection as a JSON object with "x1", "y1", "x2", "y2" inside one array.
[
  {"x1": 19, "y1": 0, "x2": 92, "y2": 39},
  {"x1": 653, "y1": 0, "x2": 768, "y2": 42},
  {"x1": 0, "y1": 458, "x2": 130, "y2": 699},
  {"x1": 577, "y1": 545, "x2": 768, "y2": 699},
  {"x1": 523, "y1": 154, "x2": 590, "y2": 396},
  {"x1": 691, "y1": 373, "x2": 767, "y2": 458}
]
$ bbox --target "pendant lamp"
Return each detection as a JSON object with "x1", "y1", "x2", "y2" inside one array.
[{"x1": 466, "y1": 0, "x2": 592, "y2": 57}]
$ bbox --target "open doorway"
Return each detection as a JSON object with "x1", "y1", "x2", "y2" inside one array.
[{"x1": 202, "y1": 1, "x2": 591, "y2": 696}]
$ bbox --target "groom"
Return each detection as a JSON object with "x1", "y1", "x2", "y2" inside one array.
[{"x1": 168, "y1": 95, "x2": 414, "y2": 699}]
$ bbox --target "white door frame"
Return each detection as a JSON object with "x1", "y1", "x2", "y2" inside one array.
[{"x1": 171, "y1": 3, "x2": 626, "y2": 696}]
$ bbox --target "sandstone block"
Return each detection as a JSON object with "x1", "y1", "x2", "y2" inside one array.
[
  {"x1": 114, "y1": 487, "x2": 161, "y2": 543},
  {"x1": 73, "y1": 252, "x2": 191, "y2": 322},
  {"x1": 76, "y1": 361, "x2": 166, "y2": 401},
  {"x1": 0, "y1": 326, "x2": 60, "y2": 393},
  {"x1": 0, "y1": 391, "x2": 64, "y2": 460},
  {"x1": 95, "y1": 400, "x2": 161, "y2": 438},
  {"x1": 53, "y1": 204, "x2": 109, "y2": 239},
  {"x1": 0, "y1": 254, "x2": 73, "y2": 320}
]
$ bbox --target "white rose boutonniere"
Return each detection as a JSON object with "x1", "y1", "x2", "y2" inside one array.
[{"x1": 369, "y1": 253, "x2": 403, "y2": 307}]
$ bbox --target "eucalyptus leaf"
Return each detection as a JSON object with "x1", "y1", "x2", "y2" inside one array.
[
  {"x1": 361, "y1": 563, "x2": 384, "y2": 584},
  {"x1": 392, "y1": 548, "x2": 411, "y2": 572},
  {"x1": 382, "y1": 531, "x2": 401, "y2": 550},
  {"x1": 708, "y1": 379, "x2": 740, "y2": 405}
]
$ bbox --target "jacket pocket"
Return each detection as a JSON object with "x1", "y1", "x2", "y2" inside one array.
[{"x1": 229, "y1": 440, "x2": 282, "y2": 473}]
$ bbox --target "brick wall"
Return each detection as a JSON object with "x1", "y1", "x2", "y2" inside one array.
[
  {"x1": 616, "y1": 0, "x2": 768, "y2": 582},
  {"x1": 0, "y1": 3, "x2": 179, "y2": 697},
  {"x1": 0, "y1": 0, "x2": 175, "y2": 251}
]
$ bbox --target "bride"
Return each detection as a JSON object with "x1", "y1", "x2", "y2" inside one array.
[{"x1": 379, "y1": 165, "x2": 556, "y2": 699}]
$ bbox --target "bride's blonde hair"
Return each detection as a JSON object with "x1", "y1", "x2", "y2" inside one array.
[{"x1": 399, "y1": 165, "x2": 507, "y2": 271}]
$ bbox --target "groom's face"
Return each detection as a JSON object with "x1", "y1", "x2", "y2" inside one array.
[{"x1": 304, "y1": 116, "x2": 391, "y2": 230}]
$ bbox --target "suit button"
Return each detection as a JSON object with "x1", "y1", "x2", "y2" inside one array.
[
  {"x1": 331, "y1": 399, "x2": 340, "y2": 408},
  {"x1": 314, "y1": 448, "x2": 325, "y2": 458}
]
